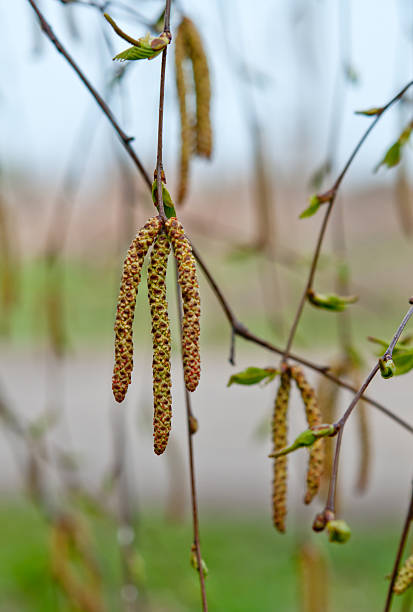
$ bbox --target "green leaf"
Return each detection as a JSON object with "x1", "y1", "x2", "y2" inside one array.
[
  {"x1": 114, "y1": 45, "x2": 161, "y2": 61},
  {"x1": 307, "y1": 290, "x2": 358, "y2": 312},
  {"x1": 227, "y1": 366, "x2": 278, "y2": 387},
  {"x1": 300, "y1": 195, "x2": 322, "y2": 219},
  {"x1": 375, "y1": 122, "x2": 413, "y2": 172},
  {"x1": 368, "y1": 337, "x2": 413, "y2": 376},
  {"x1": 269, "y1": 423, "x2": 335, "y2": 458},
  {"x1": 355, "y1": 107, "x2": 383, "y2": 117},
  {"x1": 152, "y1": 180, "x2": 176, "y2": 218}
]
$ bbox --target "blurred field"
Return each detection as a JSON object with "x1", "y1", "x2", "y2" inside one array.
[{"x1": 1, "y1": 500, "x2": 412, "y2": 612}]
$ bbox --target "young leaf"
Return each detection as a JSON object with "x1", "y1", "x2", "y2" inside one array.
[
  {"x1": 368, "y1": 337, "x2": 413, "y2": 376},
  {"x1": 227, "y1": 366, "x2": 278, "y2": 387},
  {"x1": 268, "y1": 423, "x2": 336, "y2": 458},
  {"x1": 375, "y1": 122, "x2": 413, "y2": 172},
  {"x1": 114, "y1": 46, "x2": 159, "y2": 62},
  {"x1": 307, "y1": 290, "x2": 358, "y2": 312},
  {"x1": 151, "y1": 180, "x2": 177, "y2": 218},
  {"x1": 355, "y1": 107, "x2": 383, "y2": 117},
  {"x1": 300, "y1": 195, "x2": 322, "y2": 219}
]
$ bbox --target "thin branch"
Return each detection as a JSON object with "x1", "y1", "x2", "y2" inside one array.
[
  {"x1": 325, "y1": 303, "x2": 413, "y2": 514},
  {"x1": 175, "y1": 265, "x2": 208, "y2": 612},
  {"x1": 155, "y1": 0, "x2": 172, "y2": 220},
  {"x1": 384, "y1": 480, "x2": 413, "y2": 612}
]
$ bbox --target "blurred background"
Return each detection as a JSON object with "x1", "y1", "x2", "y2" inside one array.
[{"x1": 0, "y1": 0, "x2": 413, "y2": 610}]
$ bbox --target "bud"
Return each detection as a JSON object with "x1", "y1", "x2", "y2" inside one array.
[
  {"x1": 271, "y1": 371, "x2": 291, "y2": 533},
  {"x1": 379, "y1": 356, "x2": 396, "y2": 379},
  {"x1": 147, "y1": 232, "x2": 172, "y2": 455},
  {"x1": 189, "y1": 414, "x2": 199, "y2": 435},
  {"x1": 112, "y1": 216, "x2": 162, "y2": 403},
  {"x1": 327, "y1": 519, "x2": 351, "y2": 544},
  {"x1": 165, "y1": 218, "x2": 201, "y2": 392}
]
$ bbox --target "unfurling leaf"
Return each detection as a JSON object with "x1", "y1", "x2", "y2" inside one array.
[
  {"x1": 368, "y1": 337, "x2": 413, "y2": 376},
  {"x1": 227, "y1": 366, "x2": 279, "y2": 387},
  {"x1": 300, "y1": 195, "x2": 322, "y2": 219},
  {"x1": 355, "y1": 107, "x2": 383, "y2": 117},
  {"x1": 307, "y1": 290, "x2": 358, "y2": 312},
  {"x1": 151, "y1": 180, "x2": 177, "y2": 218},
  {"x1": 104, "y1": 13, "x2": 170, "y2": 62},
  {"x1": 375, "y1": 121, "x2": 413, "y2": 172},
  {"x1": 268, "y1": 424, "x2": 336, "y2": 458},
  {"x1": 114, "y1": 45, "x2": 161, "y2": 62},
  {"x1": 379, "y1": 357, "x2": 396, "y2": 379},
  {"x1": 327, "y1": 520, "x2": 351, "y2": 544}
]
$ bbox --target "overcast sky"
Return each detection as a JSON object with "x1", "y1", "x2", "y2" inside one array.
[{"x1": 1, "y1": 0, "x2": 413, "y2": 189}]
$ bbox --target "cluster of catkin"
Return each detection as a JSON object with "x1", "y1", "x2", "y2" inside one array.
[
  {"x1": 175, "y1": 17, "x2": 212, "y2": 203},
  {"x1": 272, "y1": 366, "x2": 324, "y2": 532},
  {"x1": 112, "y1": 216, "x2": 201, "y2": 455}
]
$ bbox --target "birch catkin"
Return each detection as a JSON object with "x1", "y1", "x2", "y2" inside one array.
[
  {"x1": 183, "y1": 18, "x2": 212, "y2": 159},
  {"x1": 394, "y1": 554, "x2": 413, "y2": 594},
  {"x1": 175, "y1": 21, "x2": 192, "y2": 203},
  {"x1": 272, "y1": 370, "x2": 291, "y2": 532},
  {"x1": 291, "y1": 366, "x2": 324, "y2": 504},
  {"x1": 147, "y1": 232, "x2": 172, "y2": 455},
  {"x1": 165, "y1": 217, "x2": 201, "y2": 392},
  {"x1": 112, "y1": 216, "x2": 162, "y2": 403}
]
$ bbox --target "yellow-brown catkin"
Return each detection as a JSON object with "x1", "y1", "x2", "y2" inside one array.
[
  {"x1": 147, "y1": 232, "x2": 172, "y2": 455},
  {"x1": 112, "y1": 216, "x2": 162, "y2": 403},
  {"x1": 165, "y1": 217, "x2": 201, "y2": 392},
  {"x1": 183, "y1": 18, "x2": 212, "y2": 159},
  {"x1": 394, "y1": 554, "x2": 413, "y2": 594},
  {"x1": 175, "y1": 20, "x2": 192, "y2": 204},
  {"x1": 272, "y1": 370, "x2": 291, "y2": 532},
  {"x1": 291, "y1": 366, "x2": 325, "y2": 505}
]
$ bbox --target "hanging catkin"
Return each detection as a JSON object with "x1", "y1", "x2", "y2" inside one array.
[
  {"x1": 147, "y1": 232, "x2": 172, "y2": 455},
  {"x1": 112, "y1": 216, "x2": 162, "y2": 403},
  {"x1": 165, "y1": 217, "x2": 201, "y2": 392},
  {"x1": 175, "y1": 21, "x2": 192, "y2": 203},
  {"x1": 394, "y1": 554, "x2": 413, "y2": 594},
  {"x1": 183, "y1": 18, "x2": 212, "y2": 159},
  {"x1": 291, "y1": 366, "x2": 324, "y2": 504},
  {"x1": 174, "y1": 17, "x2": 212, "y2": 203},
  {"x1": 272, "y1": 370, "x2": 291, "y2": 532}
]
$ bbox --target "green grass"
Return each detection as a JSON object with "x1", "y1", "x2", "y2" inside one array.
[{"x1": 0, "y1": 500, "x2": 411, "y2": 611}]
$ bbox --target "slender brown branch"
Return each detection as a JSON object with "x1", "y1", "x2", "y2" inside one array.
[
  {"x1": 155, "y1": 0, "x2": 173, "y2": 220},
  {"x1": 325, "y1": 303, "x2": 413, "y2": 514},
  {"x1": 28, "y1": 0, "x2": 413, "y2": 438},
  {"x1": 384, "y1": 480, "x2": 413, "y2": 612},
  {"x1": 174, "y1": 265, "x2": 208, "y2": 612}
]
